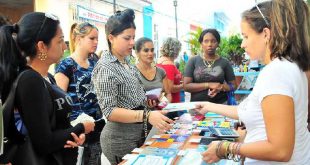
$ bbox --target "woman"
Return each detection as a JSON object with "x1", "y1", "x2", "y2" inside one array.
[
  {"x1": 0, "y1": 12, "x2": 94, "y2": 164},
  {"x1": 184, "y1": 29, "x2": 236, "y2": 103},
  {"x1": 92, "y1": 9, "x2": 173, "y2": 165},
  {"x1": 135, "y1": 37, "x2": 172, "y2": 104},
  {"x1": 196, "y1": 0, "x2": 310, "y2": 164},
  {"x1": 54, "y1": 22, "x2": 102, "y2": 165},
  {"x1": 156, "y1": 37, "x2": 183, "y2": 103}
]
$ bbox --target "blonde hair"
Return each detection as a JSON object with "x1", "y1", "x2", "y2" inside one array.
[
  {"x1": 242, "y1": 0, "x2": 310, "y2": 71},
  {"x1": 69, "y1": 22, "x2": 98, "y2": 53}
]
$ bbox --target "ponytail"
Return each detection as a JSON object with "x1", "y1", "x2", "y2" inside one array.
[
  {"x1": 0, "y1": 25, "x2": 27, "y2": 97},
  {"x1": 69, "y1": 23, "x2": 77, "y2": 53}
]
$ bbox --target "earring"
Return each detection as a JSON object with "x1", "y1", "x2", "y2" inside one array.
[{"x1": 38, "y1": 52, "x2": 47, "y2": 61}]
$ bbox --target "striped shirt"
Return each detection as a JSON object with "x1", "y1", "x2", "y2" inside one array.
[{"x1": 91, "y1": 51, "x2": 148, "y2": 119}]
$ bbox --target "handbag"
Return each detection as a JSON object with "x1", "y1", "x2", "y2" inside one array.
[
  {"x1": 0, "y1": 70, "x2": 53, "y2": 164},
  {"x1": 227, "y1": 83, "x2": 237, "y2": 105}
]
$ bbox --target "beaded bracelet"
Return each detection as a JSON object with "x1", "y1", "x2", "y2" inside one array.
[{"x1": 143, "y1": 110, "x2": 148, "y2": 138}]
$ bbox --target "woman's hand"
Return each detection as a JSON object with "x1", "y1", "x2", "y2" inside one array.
[
  {"x1": 82, "y1": 121, "x2": 95, "y2": 134},
  {"x1": 208, "y1": 82, "x2": 221, "y2": 90},
  {"x1": 148, "y1": 110, "x2": 174, "y2": 132},
  {"x1": 208, "y1": 88, "x2": 218, "y2": 98},
  {"x1": 194, "y1": 102, "x2": 209, "y2": 115},
  {"x1": 207, "y1": 82, "x2": 224, "y2": 97},
  {"x1": 64, "y1": 133, "x2": 85, "y2": 148},
  {"x1": 201, "y1": 141, "x2": 221, "y2": 164}
]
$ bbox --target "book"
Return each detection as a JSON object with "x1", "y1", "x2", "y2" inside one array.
[
  {"x1": 163, "y1": 102, "x2": 196, "y2": 112},
  {"x1": 140, "y1": 147, "x2": 179, "y2": 157},
  {"x1": 130, "y1": 155, "x2": 173, "y2": 165},
  {"x1": 145, "y1": 88, "x2": 162, "y2": 102}
]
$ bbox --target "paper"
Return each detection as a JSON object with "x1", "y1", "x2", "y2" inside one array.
[
  {"x1": 132, "y1": 148, "x2": 144, "y2": 153},
  {"x1": 70, "y1": 113, "x2": 95, "y2": 126},
  {"x1": 144, "y1": 141, "x2": 153, "y2": 146},
  {"x1": 163, "y1": 102, "x2": 196, "y2": 112},
  {"x1": 123, "y1": 154, "x2": 138, "y2": 160},
  {"x1": 76, "y1": 146, "x2": 84, "y2": 165},
  {"x1": 189, "y1": 138, "x2": 201, "y2": 143}
]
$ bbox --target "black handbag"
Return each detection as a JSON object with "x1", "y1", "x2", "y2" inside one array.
[{"x1": 0, "y1": 70, "x2": 55, "y2": 164}]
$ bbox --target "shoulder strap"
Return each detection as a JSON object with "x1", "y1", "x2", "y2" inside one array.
[{"x1": 2, "y1": 69, "x2": 30, "y2": 138}]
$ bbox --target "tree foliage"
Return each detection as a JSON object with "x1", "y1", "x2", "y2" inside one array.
[
  {"x1": 217, "y1": 34, "x2": 245, "y2": 65},
  {"x1": 186, "y1": 27, "x2": 245, "y2": 66},
  {"x1": 185, "y1": 27, "x2": 203, "y2": 55}
]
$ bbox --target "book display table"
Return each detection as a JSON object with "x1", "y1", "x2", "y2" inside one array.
[{"x1": 120, "y1": 104, "x2": 241, "y2": 165}]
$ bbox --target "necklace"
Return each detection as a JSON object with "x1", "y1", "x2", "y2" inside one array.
[
  {"x1": 201, "y1": 55, "x2": 216, "y2": 68},
  {"x1": 203, "y1": 60, "x2": 215, "y2": 68}
]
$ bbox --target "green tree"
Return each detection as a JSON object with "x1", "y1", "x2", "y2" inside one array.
[
  {"x1": 185, "y1": 27, "x2": 203, "y2": 56},
  {"x1": 217, "y1": 34, "x2": 245, "y2": 66}
]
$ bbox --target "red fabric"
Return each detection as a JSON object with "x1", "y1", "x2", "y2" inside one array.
[{"x1": 156, "y1": 64, "x2": 182, "y2": 103}]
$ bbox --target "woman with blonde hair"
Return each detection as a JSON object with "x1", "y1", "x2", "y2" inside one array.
[
  {"x1": 196, "y1": 0, "x2": 310, "y2": 164},
  {"x1": 55, "y1": 22, "x2": 103, "y2": 165}
]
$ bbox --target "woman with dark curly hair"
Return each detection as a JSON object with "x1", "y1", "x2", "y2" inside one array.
[{"x1": 92, "y1": 9, "x2": 173, "y2": 165}]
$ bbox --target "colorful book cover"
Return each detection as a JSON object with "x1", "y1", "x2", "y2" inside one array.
[
  {"x1": 130, "y1": 155, "x2": 173, "y2": 165},
  {"x1": 140, "y1": 147, "x2": 179, "y2": 157}
]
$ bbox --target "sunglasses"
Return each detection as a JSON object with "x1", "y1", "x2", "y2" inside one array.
[
  {"x1": 143, "y1": 48, "x2": 154, "y2": 53},
  {"x1": 77, "y1": 22, "x2": 97, "y2": 34},
  {"x1": 36, "y1": 13, "x2": 59, "y2": 41},
  {"x1": 255, "y1": 4, "x2": 270, "y2": 27}
]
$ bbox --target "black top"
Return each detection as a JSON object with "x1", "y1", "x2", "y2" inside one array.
[
  {"x1": 14, "y1": 68, "x2": 84, "y2": 164},
  {"x1": 184, "y1": 56, "x2": 235, "y2": 103}
]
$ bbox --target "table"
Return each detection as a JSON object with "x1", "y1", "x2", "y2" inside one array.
[{"x1": 120, "y1": 113, "x2": 241, "y2": 165}]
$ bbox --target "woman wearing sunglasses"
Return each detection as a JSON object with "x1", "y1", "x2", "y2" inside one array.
[
  {"x1": 0, "y1": 12, "x2": 94, "y2": 164},
  {"x1": 92, "y1": 9, "x2": 173, "y2": 165},
  {"x1": 55, "y1": 22, "x2": 103, "y2": 165},
  {"x1": 196, "y1": 0, "x2": 310, "y2": 164},
  {"x1": 135, "y1": 37, "x2": 172, "y2": 105}
]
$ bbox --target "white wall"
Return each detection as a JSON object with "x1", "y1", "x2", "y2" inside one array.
[{"x1": 44, "y1": 0, "x2": 145, "y2": 53}]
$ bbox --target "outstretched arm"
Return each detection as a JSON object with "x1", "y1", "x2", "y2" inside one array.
[{"x1": 195, "y1": 101, "x2": 239, "y2": 120}]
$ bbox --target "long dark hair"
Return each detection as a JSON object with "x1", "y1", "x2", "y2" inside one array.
[
  {"x1": 105, "y1": 9, "x2": 136, "y2": 51},
  {"x1": 0, "y1": 12, "x2": 59, "y2": 100}
]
